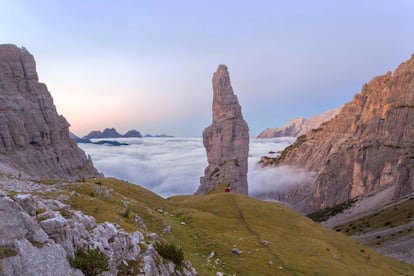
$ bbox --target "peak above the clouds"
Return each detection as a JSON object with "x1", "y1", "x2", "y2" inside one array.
[{"x1": 82, "y1": 128, "x2": 142, "y2": 139}]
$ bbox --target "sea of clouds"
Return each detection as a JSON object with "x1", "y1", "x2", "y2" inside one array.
[{"x1": 79, "y1": 137, "x2": 310, "y2": 198}]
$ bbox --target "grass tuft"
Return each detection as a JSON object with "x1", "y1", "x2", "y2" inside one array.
[
  {"x1": 0, "y1": 246, "x2": 17, "y2": 259},
  {"x1": 155, "y1": 242, "x2": 184, "y2": 266}
]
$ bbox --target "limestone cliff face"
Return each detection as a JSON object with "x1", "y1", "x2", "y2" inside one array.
[
  {"x1": 257, "y1": 107, "x2": 341, "y2": 138},
  {"x1": 0, "y1": 44, "x2": 99, "y2": 180},
  {"x1": 265, "y1": 54, "x2": 414, "y2": 213},
  {"x1": 196, "y1": 65, "x2": 249, "y2": 194}
]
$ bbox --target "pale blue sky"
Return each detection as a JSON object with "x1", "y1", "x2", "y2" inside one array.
[{"x1": 1, "y1": 1, "x2": 414, "y2": 136}]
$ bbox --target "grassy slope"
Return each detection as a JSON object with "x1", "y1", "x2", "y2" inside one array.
[
  {"x1": 333, "y1": 195, "x2": 414, "y2": 246},
  {"x1": 55, "y1": 178, "x2": 413, "y2": 275}
]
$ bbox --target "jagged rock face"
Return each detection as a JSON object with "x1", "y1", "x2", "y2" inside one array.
[
  {"x1": 0, "y1": 193, "x2": 197, "y2": 276},
  {"x1": 0, "y1": 44, "x2": 99, "y2": 180},
  {"x1": 266, "y1": 54, "x2": 414, "y2": 213},
  {"x1": 257, "y1": 107, "x2": 341, "y2": 138},
  {"x1": 196, "y1": 65, "x2": 249, "y2": 194}
]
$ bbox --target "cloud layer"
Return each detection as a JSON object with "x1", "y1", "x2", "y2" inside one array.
[{"x1": 79, "y1": 137, "x2": 312, "y2": 198}]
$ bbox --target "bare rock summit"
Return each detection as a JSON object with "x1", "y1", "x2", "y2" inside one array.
[
  {"x1": 0, "y1": 44, "x2": 99, "y2": 180},
  {"x1": 196, "y1": 65, "x2": 249, "y2": 194}
]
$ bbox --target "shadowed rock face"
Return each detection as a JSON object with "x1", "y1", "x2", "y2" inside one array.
[
  {"x1": 0, "y1": 44, "x2": 100, "y2": 180},
  {"x1": 265, "y1": 54, "x2": 414, "y2": 213},
  {"x1": 196, "y1": 65, "x2": 249, "y2": 194}
]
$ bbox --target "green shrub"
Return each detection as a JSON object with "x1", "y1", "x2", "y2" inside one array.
[
  {"x1": 155, "y1": 242, "x2": 184, "y2": 265},
  {"x1": 307, "y1": 198, "x2": 357, "y2": 222},
  {"x1": 119, "y1": 206, "x2": 131, "y2": 218},
  {"x1": 71, "y1": 247, "x2": 109, "y2": 276},
  {"x1": 39, "y1": 179, "x2": 59, "y2": 185},
  {"x1": 0, "y1": 246, "x2": 17, "y2": 259}
]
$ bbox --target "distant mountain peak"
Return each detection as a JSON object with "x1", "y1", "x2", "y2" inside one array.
[
  {"x1": 123, "y1": 129, "x2": 142, "y2": 138},
  {"x1": 82, "y1": 128, "x2": 142, "y2": 139},
  {"x1": 257, "y1": 107, "x2": 341, "y2": 138}
]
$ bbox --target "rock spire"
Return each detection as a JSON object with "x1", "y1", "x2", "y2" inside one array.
[
  {"x1": 196, "y1": 65, "x2": 249, "y2": 194},
  {"x1": 0, "y1": 44, "x2": 100, "y2": 180}
]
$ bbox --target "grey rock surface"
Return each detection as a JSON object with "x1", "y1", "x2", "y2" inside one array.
[
  {"x1": 1, "y1": 238, "x2": 83, "y2": 276},
  {"x1": 196, "y1": 65, "x2": 249, "y2": 194},
  {"x1": 0, "y1": 196, "x2": 48, "y2": 247},
  {"x1": 0, "y1": 191, "x2": 198, "y2": 276},
  {"x1": 0, "y1": 44, "x2": 99, "y2": 180}
]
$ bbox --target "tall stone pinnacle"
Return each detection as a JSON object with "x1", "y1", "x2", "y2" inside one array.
[{"x1": 195, "y1": 65, "x2": 249, "y2": 194}]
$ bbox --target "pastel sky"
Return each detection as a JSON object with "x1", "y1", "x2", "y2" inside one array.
[{"x1": 1, "y1": 1, "x2": 414, "y2": 136}]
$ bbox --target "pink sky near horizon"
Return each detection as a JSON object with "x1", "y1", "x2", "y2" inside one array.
[{"x1": 2, "y1": 1, "x2": 414, "y2": 136}]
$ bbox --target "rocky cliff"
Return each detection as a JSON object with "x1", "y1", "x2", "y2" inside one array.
[
  {"x1": 257, "y1": 107, "x2": 341, "y2": 138},
  {"x1": 0, "y1": 178, "x2": 197, "y2": 276},
  {"x1": 0, "y1": 44, "x2": 99, "y2": 180},
  {"x1": 262, "y1": 54, "x2": 414, "y2": 213},
  {"x1": 195, "y1": 65, "x2": 249, "y2": 194}
]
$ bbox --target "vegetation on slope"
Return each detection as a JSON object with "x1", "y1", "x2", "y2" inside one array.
[
  {"x1": 36, "y1": 178, "x2": 414, "y2": 275},
  {"x1": 307, "y1": 198, "x2": 358, "y2": 222},
  {"x1": 333, "y1": 194, "x2": 414, "y2": 246}
]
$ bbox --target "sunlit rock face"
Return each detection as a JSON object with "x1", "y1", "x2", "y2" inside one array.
[
  {"x1": 0, "y1": 44, "x2": 100, "y2": 180},
  {"x1": 256, "y1": 107, "x2": 341, "y2": 138},
  {"x1": 196, "y1": 65, "x2": 249, "y2": 194},
  {"x1": 267, "y1": 54, "x2": 414, "y2": 213}
]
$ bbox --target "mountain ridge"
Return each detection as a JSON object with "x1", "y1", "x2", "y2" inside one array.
[
  {"x1": 257, "y1": 107, "x2": 342, "y2": 138},
  {"x1": 261, "y1": 53, "x2": 414, "y2": 214},
  {"x1": 0, "y1": 45, "x2": 413, "y2": 274},
  {"x1": 82, "y1": 128, "x2": 142, "y2": 139}
]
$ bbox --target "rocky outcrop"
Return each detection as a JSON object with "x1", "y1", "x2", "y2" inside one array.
[
  {"x1": 83, "y1": 128, "x2": 142, "y2": 139},
  {"x1": 195, "y1": 65, "x2": 249, "y2": 194},
  {"x1": 0, "y1": 44, "x2": 99, "y2": 180},
  {"x1": 0, "y1": 193, "x2": 197, "y2": 275},
  {"x1": 257, "y1": 107, "x2": 341, "y2": 138},
  {"x1": 263, "y1": 54, "x2": 414, "y2": 213}
]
